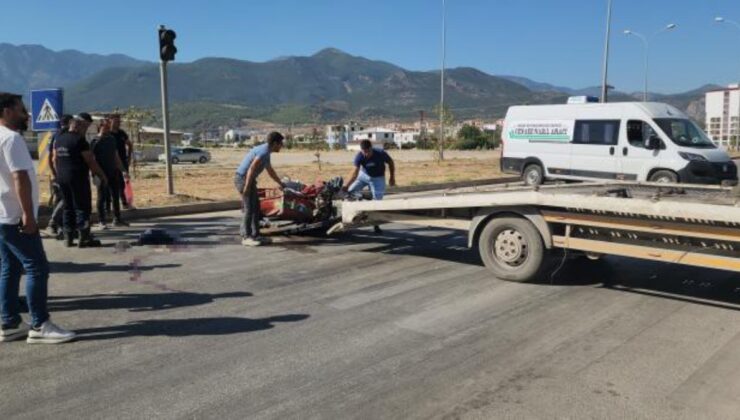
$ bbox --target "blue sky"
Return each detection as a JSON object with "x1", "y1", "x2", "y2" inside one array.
[{"x1": 4, "y1": 0, "x2": 740, "y2": 93}]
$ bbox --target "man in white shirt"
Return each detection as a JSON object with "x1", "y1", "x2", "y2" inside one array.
[{"x1": 0, "y1": 93, "x2": 75, "y2": 344}]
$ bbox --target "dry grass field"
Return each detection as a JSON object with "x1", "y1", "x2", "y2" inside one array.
[{"x1": 38, "y1": 149, "x2": 507, "y2": 208}]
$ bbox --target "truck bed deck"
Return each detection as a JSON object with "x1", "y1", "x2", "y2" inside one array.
[{"x1": 342, "y1": 182, "x2": 740, "y2": 227}]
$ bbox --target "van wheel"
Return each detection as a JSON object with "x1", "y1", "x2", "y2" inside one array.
[
  {"x1": 199, "y1": 156, "x2": 207, "y2": 164},
  {"x1": 478, "y1": 217, "x2": 547, "y2": 282},
  {"x1": 649, "y1": 170, "x2": 678, "y2": 183},
  {"x1": 523, "y1": 164, "x2": 544, "y2": 186}
]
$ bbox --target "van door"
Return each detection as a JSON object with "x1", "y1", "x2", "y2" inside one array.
[
  {"x1": 569, "y1": 120, "x2": 621, "y2": 180},
  {"x1": 620, "y1": 120, "x2": 662, "y2": 181}
]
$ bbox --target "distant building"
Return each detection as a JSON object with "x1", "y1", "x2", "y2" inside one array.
[
  {"x1": 706, "y1": 83, "x2": 740, "y2": 149},
  {"x1": 347, "y1": 127, "x2": 396, "y2": 151},
  {"x1": 326, "y1": 121, "x2": 364, "y2": 148},
  {"x1": 224, "y1": 129, "x2": 251, "y2": 143},
  {"x1": 394, "y1": 131, "x2": 420, "y2": 148},
  {"x1": 140, "y1": 126, "x2": 185, "y2": 145}
]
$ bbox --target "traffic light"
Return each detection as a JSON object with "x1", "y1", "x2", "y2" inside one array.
[{"x1": 158, "y1": 27, "x2": 177, "y2": 62}]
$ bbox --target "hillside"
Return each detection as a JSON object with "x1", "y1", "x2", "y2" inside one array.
[
  {"x1": 0, "y1": 43, "x2": 716, "y2": 130},
  {"x1": 0, "y1": 43, "x2": 148, "y2": 96},
  {"x1": 65, "y1": 48, "x2": 562, "y2": 128}
]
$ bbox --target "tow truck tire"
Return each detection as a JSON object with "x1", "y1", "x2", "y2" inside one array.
[
  {"x1": 478, "y1": 217, "x2": 547, "y2": 282},
  {"x1": 523, "y1": 164, "x2": 544, "y2": 186}
]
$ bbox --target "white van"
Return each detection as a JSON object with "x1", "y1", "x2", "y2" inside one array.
[{"x1": 501, "y1": 102, "x2": 738, "y2": 185}]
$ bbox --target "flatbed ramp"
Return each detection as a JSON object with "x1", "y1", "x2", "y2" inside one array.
[{"x1": 339, "y1": 182, "x2": 740, "y2": 281}]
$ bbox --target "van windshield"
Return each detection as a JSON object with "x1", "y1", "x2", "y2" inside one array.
[{"x1": 653, "y1": 118, "x2": 716, "y2": 149}]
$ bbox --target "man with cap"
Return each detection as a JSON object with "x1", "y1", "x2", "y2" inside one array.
[
  {"x1": 46, "y1": 114, "x2": 73, "y2": 238},
  {"x1": 0, "y1": 92, "x2": 76, "y2": 343},
  {"x1": 234, "y1": 131, "x2": 286, "y2": 246},
  {"x1": 52, "y1": 113, "x2": 108, "y2": 247}
]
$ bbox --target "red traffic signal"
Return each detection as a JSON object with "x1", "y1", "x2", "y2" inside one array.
[{"x1": 158, "y1": 28, "x2": 177, "y2": 62}]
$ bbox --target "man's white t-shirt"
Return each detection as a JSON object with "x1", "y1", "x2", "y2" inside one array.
[{"x1": 0, "y1": 125, "x2": 39, "y2": 224}]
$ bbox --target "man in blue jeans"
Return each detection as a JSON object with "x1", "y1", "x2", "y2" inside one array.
[
  {"x1": 344, "y1": 139, "x2": 396, "y2": 233},
  {"x1": 234, "y1": 132, "x2": 286, "y2": 247},
  {"x1": 0, "y1": 93, "x2": 76, "y2": 344}
]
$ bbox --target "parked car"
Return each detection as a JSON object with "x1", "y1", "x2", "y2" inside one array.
[{"x1": 158, "y1": 147, "x2": 211, "y2": 164}]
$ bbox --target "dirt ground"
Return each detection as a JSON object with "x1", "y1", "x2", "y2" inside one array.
[{"x1": 38, "y1": 150, "x2": 506, "y2": 208}]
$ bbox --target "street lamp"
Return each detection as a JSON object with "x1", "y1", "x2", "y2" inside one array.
[
  {"x1": 715, "y1": 17, "x2": 740, "y2": 85},
  {"x1": 600, "y1": 0, "x2": 613, "y2": 103},
  {"x1": 623, "y1": 23, "x2": 677, "y2": 102}
]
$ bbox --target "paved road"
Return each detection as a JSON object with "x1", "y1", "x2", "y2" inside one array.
[{"x1": 2, "y1": 211, "x2": 740, "y2": 419}]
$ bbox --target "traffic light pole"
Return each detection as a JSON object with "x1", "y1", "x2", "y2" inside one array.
[{"x1": 159, "y1": 59, "x2": 174, "y2": 195}]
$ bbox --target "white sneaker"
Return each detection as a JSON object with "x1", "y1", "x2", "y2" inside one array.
[
  {"x1": 27, "y1": 321, "x2": 76, "y2": 344},
  {"x1": 241, "y1": 238, "x2": 262, "y2": 247},
  {"x1": 0, "y1": 321, "x2": 29, "y2": 342},
  {"x1": 98, "y1": 222, "x2": 109, "y2": 231}
]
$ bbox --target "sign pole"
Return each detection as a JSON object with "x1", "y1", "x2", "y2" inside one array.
[{"x1": 159, "y1": 59, "x2": 174, "y2": 195}]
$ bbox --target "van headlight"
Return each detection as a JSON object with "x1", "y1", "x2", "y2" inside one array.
[{"x1": 678, "y1": 152, "x2": 708, "y2": 162}]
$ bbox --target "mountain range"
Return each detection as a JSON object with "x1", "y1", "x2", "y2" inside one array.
[{"x1": 0, "y1": 43, "x2": 717, "y2": 130}]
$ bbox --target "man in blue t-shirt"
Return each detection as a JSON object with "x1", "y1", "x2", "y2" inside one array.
[
  {"x1": 344, "y1": 140, "x2": 396, "y2": 233},
  {"x1": 234, "y1": 131, "x2": 286, "y2": 246},
  {"x1": 345, "y1": 140, "x2": 396, "y2": 199}
]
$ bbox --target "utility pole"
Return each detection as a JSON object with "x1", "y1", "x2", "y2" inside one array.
[
  {"x1": 439, "y1": 0, "x2": 447, "y2": 160},
  {"x1": 600, "y1": 0, "x2": 613, "y2": 103},
  {"x1": 158, "y1": 25, "x2": 177, "y2": 195}
]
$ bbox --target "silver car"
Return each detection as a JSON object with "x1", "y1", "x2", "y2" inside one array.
[{"x1": 158, "y1": 147, "x2": 211, "y2": 164}]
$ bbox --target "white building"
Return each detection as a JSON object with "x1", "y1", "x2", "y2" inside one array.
[
  {"x1": 347, "y1": 127, "x2": 397, "y2": 151},
  {"x1": 706, "y1": 83, "x2": 740, "y2": 149},
  {"x1": 326, "y1": 121, "x2": 365, "y2": 148},
  {"x1": 224, "y1": 129, "x2": 251, "y2": 143},
  {"x1": 394, "y1": 131, "x2": 420, "y2": 148}
]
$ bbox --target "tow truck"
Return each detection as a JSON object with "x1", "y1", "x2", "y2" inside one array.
[{"x1": 335, "y1": 181, "x2": 740, "y2": 282}]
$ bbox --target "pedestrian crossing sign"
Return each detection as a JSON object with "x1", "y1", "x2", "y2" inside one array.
[{"x1": 30, "y1": 89, "x2": 63, "y2": 132}]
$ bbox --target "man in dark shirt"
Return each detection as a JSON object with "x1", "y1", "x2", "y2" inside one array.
[
  {"x1": 344, "y1": 140, "x2": 396, "y2": 233},
  {"x1": 109, "y1": 114, "x2": 133, "y2": 208},
  {"x1": 52, "y1": 113, "x2": 108, "y2": 247},
  {"x1": 91, "y1": 116, "x2": 129, "y2": 228},
  {"x1": 47, "y1": 114, "x2": 72, "y2": 238}
]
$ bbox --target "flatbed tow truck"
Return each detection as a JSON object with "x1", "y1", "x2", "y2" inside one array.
[{"x1": 334, "y1": 182, "x2": 740, "y2": 282}]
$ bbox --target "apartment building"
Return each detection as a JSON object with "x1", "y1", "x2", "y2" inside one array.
[{"x1": 706, "y1": 83, "x2": 740, "y2": 149}]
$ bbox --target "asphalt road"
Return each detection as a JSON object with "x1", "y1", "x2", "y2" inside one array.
[{"x1": 2, "y1": 211, "x2": 740, "y2": 419}]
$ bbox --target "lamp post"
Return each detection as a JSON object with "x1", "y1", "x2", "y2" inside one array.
[
  {"x1": 600, "y1": 0, "x2": 613, "y2": 103},
  {"x1": 623, "y1": 24, "x2": 677, "y2": 102},
  {"x1": 715, "y1": 17, "x2": 740, "y2": 82}
]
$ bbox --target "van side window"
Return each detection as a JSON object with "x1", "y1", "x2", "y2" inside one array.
[
  {"x1": 627, "y1": 120, "x2": 655, "y2": 148},
  {"x1": 573, "y1": 120, "x2": 620, "y2": 145}
]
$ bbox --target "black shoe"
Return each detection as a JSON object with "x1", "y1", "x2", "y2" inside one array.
[
  {"x1": 78, "y1": 229, "x2": 102, "y2": 248},
  {"x1": 64, "y1": 231, "x2": 75, "y2": 247},
  {"x1": 373, "y1": 225, "x2": 383, "y2": 235},
  {"x1": 112, "y1": 219, "x2": 129, "y2": 227}
]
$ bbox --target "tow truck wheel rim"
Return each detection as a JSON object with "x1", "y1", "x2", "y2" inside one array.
[{"x1": 494, "y1": 229, "x2": 528, "y2": 266}]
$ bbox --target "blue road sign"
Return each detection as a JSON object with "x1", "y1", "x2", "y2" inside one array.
[{"x1": 30, "y1": 89, "x2": 64, "y2": 132}]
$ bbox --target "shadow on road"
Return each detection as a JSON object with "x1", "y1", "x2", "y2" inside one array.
[
  {"x1": 50, "y1": 261, "x2": 181, "y2": 273},
  {"x1": 48, "y1": 291, "x2": 252, "y2": 312},
  {"x1": 75, "y1": 314, "x2": 310, "y2": 341}
]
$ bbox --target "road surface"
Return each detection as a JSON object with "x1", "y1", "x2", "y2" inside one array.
[{"x1": 2, "y1": 211, "x2": 740, "y2": 419}]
